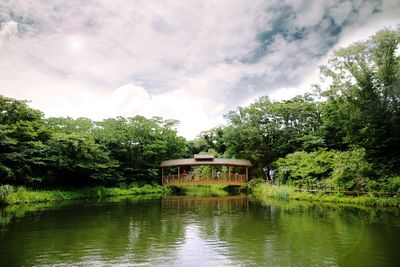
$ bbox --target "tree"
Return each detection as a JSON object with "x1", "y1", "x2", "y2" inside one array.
[
  {"x1": 320, "y1": 28, "x2": 400, "y2": 172},
  {"x1": 190, "y1": 126, "x2": 227, "y2": 156},
  {"x1": 45, "y1": 117, "x2": 95, "y2": 135},
  {"x1": 94, "y1": 116, "x2": 187, "y2": 182},
  {"x1": 0, "y1": 95, "x2": 50, "y2": 185},
  {"x1": 46, "y1": 133, "x2": 120, "y2": 186},
  {"x1": 223, "y1": 94, "x2": 323, "y2": 175}
]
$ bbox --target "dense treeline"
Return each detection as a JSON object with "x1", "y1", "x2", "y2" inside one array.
[
  {"x1": 0, "y1": 98, "x2": 187, "y2": 187},
  {"x1": 191, "y1": 28, "x2": 400, "y2": 192},
  {"x1": 1, "y1": 28, "x2": 399, "y2": 192}
]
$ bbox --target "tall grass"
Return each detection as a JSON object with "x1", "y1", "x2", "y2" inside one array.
[
  {"x1": 251, "y1": 182, "x2": 400, "y2": 207},
  {"x1": 176, "y1": 185, "x2": 229, "y2": 196},
  {"x1": 0, "y1": 184, "x2": 171, "y2": 205}
]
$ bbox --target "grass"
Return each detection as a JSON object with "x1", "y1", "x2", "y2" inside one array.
[
  {"x1": 251, "y1": 182, "x2": 400, "y2": 207},
  {"x1": 174, "y1": 185, "x2": 230, "y2": 196},
  {"x1": 0, "y1": 184, "x2": 171, "y2": 205}
]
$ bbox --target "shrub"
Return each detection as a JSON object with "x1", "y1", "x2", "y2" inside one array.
[
  {"x1": 331, "y1": 148, "x2": 372, "y2": 190},
  {"x1": 274, "y1": 149, "x2": 335, "y2": 188},
  {"x1": 274, "y1": 148, "x2": 375, "y2": 191},
  {"x1": 0, "y1": 185, "x2": 15, "y2": 203},
  {"x1": 386, "y1": 176, "x2": 400, "y2": 192}
]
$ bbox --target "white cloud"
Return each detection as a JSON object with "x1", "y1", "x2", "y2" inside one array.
[
  {"x1": 329, "y1": 1, "x2": 353, "y2": 26},
  {"x1": 0, "y1": 20, "x2": 17, "y2": 37},
  {"x1": 291, "y1": 1, "x2": 326, "y2": 28},
  {"x1": 0, "y1": 20, "x2": 18, "y2": 48}
]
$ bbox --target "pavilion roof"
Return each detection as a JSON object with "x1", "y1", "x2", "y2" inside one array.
[{"x1": 160, "y1": 154, "x2": 252, "y2": 168}]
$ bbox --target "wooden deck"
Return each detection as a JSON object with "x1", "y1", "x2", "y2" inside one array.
[{"x1": 162, "y1": 173, "x2": 247, "y2": 186}]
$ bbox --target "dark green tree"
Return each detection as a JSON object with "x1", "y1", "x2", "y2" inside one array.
[
  {"x1": 45, "y1": 132, "x2": 120, "y2": 186},
  {"x1": 320, "y1": 28, "x2": 400, "y2": 172},
  {"x1": 223, "y1": 95, "x2": 322, "y2": 175},
  {"x1": 0, "y1": 95, "x2": 50, "y2": 185}
]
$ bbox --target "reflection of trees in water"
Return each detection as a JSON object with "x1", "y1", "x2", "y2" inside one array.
[
  {"x1": 0, "y1": 196, "x2": 399, "y2": 266},
  {"x1": 163, "y1": 196, "x2": 400, "y2": 267},
  {"x1": 162, "y1": 195, "x2": 275, "y2": 265},
  {"x1": 0, "y1": 196, "x2": 186, "y2": 266},
  {"x1": 243, "y1": 200, "x2": 400, "y2": 267},
  {"x1": 161, "y1": 195, "x2": 249, "y2": 215}
]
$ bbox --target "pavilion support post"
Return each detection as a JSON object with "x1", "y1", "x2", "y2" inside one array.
[
  {"x1": 161, "y1": 168, "x2": 164, "y2": 185},
  {"x1": 245, "y1": 167, "x2": 248, "y2": 182},
  {"x1": 212, "y1": 166, "x2": 215, "y2": 181},
  {"x1": 178, "y1": 166, "x2": 180, "y2": 182},
  {"x1": 228, "y1": 166, "x2": 231, "y2": 182}
]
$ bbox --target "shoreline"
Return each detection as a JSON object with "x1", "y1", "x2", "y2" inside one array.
[
  {"x1": 250, "y1": 182, "x2": 400, "y2": 208},
  {"x1": 0, "y1": 184, "x2": 171, "y2": 206},
  {"x1": 2, "y1": 182, "x2": 399, "y2": 208}
]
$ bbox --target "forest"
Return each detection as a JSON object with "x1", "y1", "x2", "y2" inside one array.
[{"x1": 1, "y1": 28, "x2": 399, "y2": 193}]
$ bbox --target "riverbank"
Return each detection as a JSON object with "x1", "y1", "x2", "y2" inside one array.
[
  {"x1": 173, "y1": 185, "x2": 232, "y2": 196},
  {"x1": 0, "y1": 184, "x2": 171, "y2": 205},
  {"x1": 251, "y1": 182, "x2": 400, "y2": 207}
]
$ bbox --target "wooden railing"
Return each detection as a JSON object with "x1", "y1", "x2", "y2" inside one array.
[{"x1": 162, "y1": 173, "x2": 247, "y2": 186}]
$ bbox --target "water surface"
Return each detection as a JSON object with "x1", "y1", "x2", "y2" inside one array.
[{"x1": 0, "y1": 195, "x2": 399, "y2": 266}]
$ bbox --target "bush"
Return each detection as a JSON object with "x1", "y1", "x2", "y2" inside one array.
[
  {"x1": 0, "y1": 185, "x2": 15, "y2": 204},
  {"x1": 274, "y1": 148, "x2": 377, "y2": 191},
  {"x1": 246, "y1": 178, "x2": 265, "y2": 191},
  {"x1": 331, "y1": 148, "x2": 372, "y2": 190},
  {"x1": 386, "y1": 176, "x2": 400, "y2": 192},
  {"x1": 274, "y1": 149, "x2": 335, "y2": 188}
]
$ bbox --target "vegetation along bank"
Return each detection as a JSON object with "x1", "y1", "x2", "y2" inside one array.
[{"x1": 0, "y1": 184, "x2": 170, "y2": 205}]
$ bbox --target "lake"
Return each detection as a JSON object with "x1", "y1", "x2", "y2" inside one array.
[{"x1": 0, "y1": 195, "x2": 399, "y2": 266}]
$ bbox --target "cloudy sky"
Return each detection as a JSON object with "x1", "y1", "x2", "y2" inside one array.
[{"x1": 1, "y1": 0, "x2": 399, "y2": 139}]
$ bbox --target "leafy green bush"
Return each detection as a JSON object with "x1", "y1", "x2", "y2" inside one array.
[
  {"x1": 387, "y1": 176, "x2": 400, "y2": 192},
  {"x1": 274, "y1": 149, "x2": 335, "y2": 188},
  {"x1": 251, "y1": 182, "x2": 400, "y2": 207},
  {"x1": 331, "y1": 148, "x2": 372, "y2": 190},
  {"x1": 246, "y1": 178, "x2": 265, "y2": 191},
  {"x1": 0, "y1": 184, "x2": 171, "y2": 205},
  {"x1": 0, "y1": 184, "x2": 15, "y2": 203},
  {"x1": 274, "y1": 148, "x2": 376, "y2": 191}
]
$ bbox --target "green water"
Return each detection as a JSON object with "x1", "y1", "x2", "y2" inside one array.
[{"x1": 0, "y1": 195, "x2": 399, "y2": 267}]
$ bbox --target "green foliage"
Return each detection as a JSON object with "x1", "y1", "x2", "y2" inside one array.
[
  {"x1": 387, "y1": 176, "x2": 400, "y2": 192},
  {"x1": 0, "y1": 184, "x2": 15, "y2": 204},
  {"x1": 177, "y1": 185, "x2": 229, "y2": 196},
  {"x1": 94, "y1": 116, "x2": 188, "y2": 182},
  {"x1": 190, "y1": 126, "x2": 226, "y2": 156},
  {"x1": 275, "y1": 149, "x2": 335, "y2": 188},
  {"x1": 0, "y1": 95, "x2": 50, "y2": 185},
  {"x1": 319, "y1": 28, "x2": 400, "y2": 168},
  {"x1": 331, "y1": 148, "x2": 372, "y2": 190},
  {"x1": 0, "y1": 95, "x2": 188, "y2": 188},
  {"x1": 245, "y1": 178, "x2": 265, "y2": 191},
  {"x1": 252, "y1": 183, "x2": 400, "y2": 207},
  {"x1": 274, "y1": 149, "x2": 373, "y2": 191},
  {"x1": 46, "y1": 132, "x2": 120, "y2": 186},
  {"x1": 223, "y1": 94, "x2": 323, "y2": 177},
  {"x1": 0, "y1": 184, "x2": 171, "y2": 205}
]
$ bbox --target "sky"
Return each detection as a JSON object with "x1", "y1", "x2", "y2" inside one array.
[{"x1": 0, "y1": 0, "x2": 399, "y2": 139}]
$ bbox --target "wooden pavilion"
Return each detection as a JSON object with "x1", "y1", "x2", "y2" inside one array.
[{"x1": 160, "y1": 154, "x2": 252, "y2": 186}]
